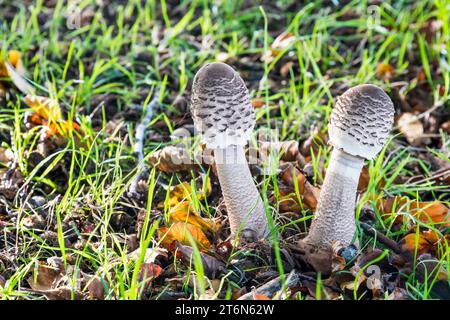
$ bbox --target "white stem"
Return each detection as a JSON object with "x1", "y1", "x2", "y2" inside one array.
[
  {"x1": 214, "y1": 145, "x2": 268, "y2": 239},
  {"x1": 303, "y1": 148, "x2": 364, "y2": 247}
]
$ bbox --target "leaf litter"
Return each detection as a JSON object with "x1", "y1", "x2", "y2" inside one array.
[{"x1": 0, "y1": 1, "x2": 449, "y2": 301}]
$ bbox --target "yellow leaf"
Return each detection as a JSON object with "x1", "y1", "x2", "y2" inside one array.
[
  {"x1": 376, "y1": 63, "x2": 395, "y2": 80},
  {"x1": 0, "y1": 50, "x2": 24, "y2": 77},
  {"x1": 158, "y1": 222, "x2": 211, "y2": 249},
  {"x1": 158, "y1": 178, "x2": 212, "y2": 208},
  {"x1": 168, "y1": 201, "x2": 215, "y2": 234},
  {"x1": 24, "y1": 94, "x2": 62, "y2": 122}
]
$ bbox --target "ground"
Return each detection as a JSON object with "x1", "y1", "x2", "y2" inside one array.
[{"x1": 0, "y1": 0, "x2": 449, "y2": 300}]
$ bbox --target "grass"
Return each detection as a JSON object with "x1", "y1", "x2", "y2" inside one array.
[{"x1": 0, "y1": 0, "x2": 449, "y2": 300}]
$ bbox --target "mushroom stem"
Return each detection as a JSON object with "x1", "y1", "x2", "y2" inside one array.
[
  {"x1": 303, "y1": 148, "x2": 364, "y2": 247},
  {"x1": 214, "y1": 145, "x2": 268, "y2": 239}
]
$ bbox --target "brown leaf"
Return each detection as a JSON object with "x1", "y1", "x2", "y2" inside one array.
[
  {"x1": 175, "y1": 242, "x2": 225, "y2": 279},
  {"x1": 376, "y1": 196, "x2": 450, "y2": 227},
  {"x1": 300, "y1": 129, "x2": 328, "y2": 157},
  {"x1": 148, "y1": 146, "x2": 199, "y2": 173},
  {"x1": 357, "y1": 165, "x2": 385, "y2": 193},
  {"x1": 400, "y1": 232, "x2": 435, "y2": 256},
  {"x1": 411, "y1": 201, "x2": 450, "y2": 227},
  {"x1": 303, "y1": 181, "x2": 320, "y2": 210},
  {"x1": 138, "y1": 263, "x2": 163, "y2": 291},
  {"x1": 0, "y1": 147, "x2": 14, "y2": 163},
  {"x1": 281, "y1": 164, "x2": 305, "y2": 193},
  {"x1": 297, "y1": 241, "x2": 332, "y2": 276},
  {"x1": 27, "y1": 259, "x2": 64, "y2": 291},
  {"x1": 441, "y1": 120, "x2": 450, "y2": 134},
  {"x1": 83, "y1": 274, "x2": 106, "y2": 300}
]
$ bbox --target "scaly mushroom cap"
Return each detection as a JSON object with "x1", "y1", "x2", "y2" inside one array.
[
  {"x1": 191, "y1": 62, "x2": 255, "y2": 149},
  {"x1": 328, "y1": 84, "x2": 394, "y2": 159}
]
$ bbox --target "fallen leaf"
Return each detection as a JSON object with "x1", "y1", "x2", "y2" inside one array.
[
  {"x1": 175, "y1": 242, "x2": 225, "y2": 279},
  {"x1": 397, "y1": 112, "x2": 427, "y2": 146},
  {"x1": 138, "y1": 263, "x2": 163, "y2": 291},
  {"x1": 24, "y1": 94, "x2": 62, "y2": 122},
  {"x1": 278, "y1": 164, "x2": 320, "y2": 211},
  {"x1": 0, "y1": 147, "x2": 14, "y2": 163},
  {"x1": 376, "y1": 63, "x2": 395, "y2": 80},
  {"x1": 27, "y1": 258, "x2": 65, "y2": 291},
  {"x1": 400, "y1": 232, "x2": 435, "y2": 256},
  {"x1": 303, "y1": 182, "x2": 320, "y2": 210},
  {"x1": 261, "y1": 140, "x2": 300, "y2": 162},
  {"x1": 251, "y1": 98, "x2": 265, "y2": 109},
  {"x1": 410, "y1": 201, "x2": 450, "y2": 227},
  {"x1": 252, "y1": 293, "x2": 271, "y2": 300},
  {"x1": 262, "y1": 32, "x2": 296, "y2": 62},
  {"x1": 148, "y1": 145, "x2": 199, "y2": 173},
  {"x1": 376, "y1": 196, "x2": 450, "y2": 227},
  {"x1": 0, "y1": 50, "x2": 34, "y2": 94},
  {"x1": 24, "y1": 94, "x2": 80, "y2": 138},
  {"x1": 158, "y1": 222, "x2": 211, "y2": 249},
  {"x1": 300, "y1": 129, "x2": 328, "y2": 157},
  {"x1": 358, "y1": 166, "x2": 385, "y2": 193},
  {"x1": 0, "y1": 50, "x2": 24, "y2": 76},
  {"x1": 168, "y1": 201, "x2": 216, "y2": 235}
]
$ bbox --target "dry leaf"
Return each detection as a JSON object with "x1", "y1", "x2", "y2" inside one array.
[
  {"x1": 175, "y1": 242, "x2": 225, "y2": 279},
  {"x1": 169, "y1": 202, "x2": 215, "y2": 234},
  {"x1": 376, "y1": 196, "x2": 449, "y2": 227},
  {"x1": 0, "y1": 147, "x2": 14, "y2": 163},
  {"x1": 148, "y1": 146, "x2": 198, "y2": 173},
  {"x1": 261, "y1": 140, "x2": 300, "y2": 162},
  {"x1": 400, "y1": 232, "x2": 435, "y2": 256},
  {"x1": 24, "y1": 94, "x2": 80, "y2": 138},
  {"x1": 138, "y1": 263, "x2": 163, "y2": 291},
  {"x1": 27, "y1": 259, "x2": 64, "y2": 291},
  {"x1": 252, "y1": 293, "x2": 271, "y2": 300},
  {"x1": 24, "y1": 95, "x2": 62, "y2": 121},
  {"x1": 376, "y1": 63, "x2": 395, "y2": 80},
  {"x1": 251, "y1": 98, "x2": 265, "y2": 109},
  {"x1": 410, "y1": 201, "x2": 450, "y2": 227},
  {"x1": 262, "y1": 31, "x2": 296, "y2": 62},
  {"x1": 0, "y1": 50, "x2": 34, "y2": 94},
  {"x1": 300, "y1": 129, "x2": 328, "y2": 157},
  {"x1": 278, "y1": 164, "x2": 320, "y2": 211},
  {"x1": 397, "y1": 112, "x2": 426, "y2": 145},
  {"x1": 0, "y1": 50, "x2": 24, "y2": 76},
  {"x1": 158, "y1": 222, "x2": 211, "y2": 249}
]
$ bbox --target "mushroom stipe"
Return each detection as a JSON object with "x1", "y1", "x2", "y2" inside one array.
[
  {"x1": 190, "y1": 62, "x2": 269, "y2": 240},
  {"x1": 302, "y1": 84, "x2": 394, "y2": 248}
]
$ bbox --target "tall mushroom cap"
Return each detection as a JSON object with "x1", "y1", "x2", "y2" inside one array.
[
  {"x1": 191, "y1": 62, "x2": 255, "y2": 149},
  {"x1": 328, "y1": 84, "x2": 395, "y2": 159}
]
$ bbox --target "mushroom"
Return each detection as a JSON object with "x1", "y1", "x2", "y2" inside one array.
[
  {"x1": 190, "y1": 62, "x2": 269, "y2": 240},
  {"x1": 302, "y1": 84, "x2": 394, "y2": 248}
]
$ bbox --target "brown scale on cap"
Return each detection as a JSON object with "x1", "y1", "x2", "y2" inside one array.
[
  {"x1": 329, "y1": 84, "x2": 394, "y2": 159},
  {"x1": 191, "y1": 62, "x2": 255, "y2": 148}
]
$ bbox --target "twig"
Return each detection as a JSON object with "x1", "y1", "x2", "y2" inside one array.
[
  {"x1": 360, "y1": 222, "x2": 401, "y2": 254},
  {"x1": 128, "y1": 90, "x2": 160, "y2": 199},
  {"x1": 238, "y1": 270, "x2": 300, "y2": 300}
]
